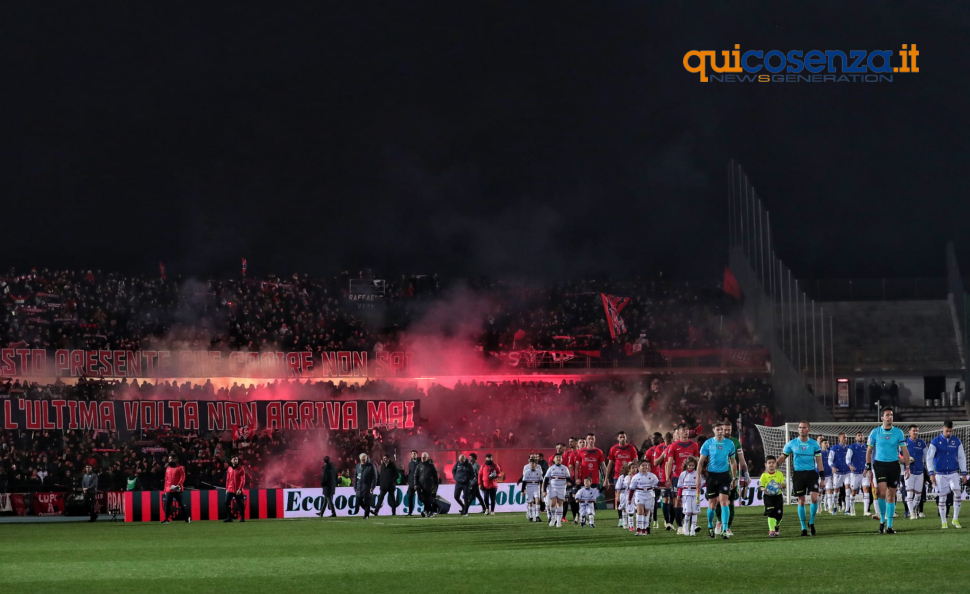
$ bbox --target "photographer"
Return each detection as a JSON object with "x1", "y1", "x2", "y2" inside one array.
[
  {"x1": 477, "y1": 453, "x2": 504, "y2": 515},
  {"x1": 162, "y1": 453, "x2": 190, "y2": 524},
  {"x1": 81, "y1": 464, "x2": 98, "y2": 522}
]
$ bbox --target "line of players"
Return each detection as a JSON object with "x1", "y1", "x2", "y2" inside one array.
[
  {"x1": 819, "y1": 419, "x2": 967, "y2": 529},
  {"x1": 518, "y1": 422, "x2": 748, "y2": 539}
]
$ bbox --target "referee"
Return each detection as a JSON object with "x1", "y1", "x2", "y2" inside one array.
[
  {"x1": 774, "y1": 421, "x2": 825, "y2": 536},
  {"x1": 865, "y1": 407, "x2": 910, "y2": 534}
]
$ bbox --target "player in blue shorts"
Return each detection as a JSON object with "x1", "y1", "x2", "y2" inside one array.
[
  {"x1": 865, "y1": 407, "x2": 910, "y2": 534},
  {"x1": 775, "y1": 421, "x2": 824, "y2": 536}
]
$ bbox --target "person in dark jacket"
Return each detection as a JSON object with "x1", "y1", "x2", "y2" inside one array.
[
  {"x1": 375, "y1": 455, "x2": 400, "y2": 516},
  {"x1": 317, "y1": 456, "x2": 338, "y2": 517},
  {"x1": 81, "y1": 464, "x2": 98, "y2": 522},
  {"x1": 415, "y1": 452, "x2": 440, "y2": 517},
  {"x1": 354, "y1": 453, "x2": 378, "y2": 519},
  {"x1": 405, "y1": 450, "x2": 420, "y2": 516},
  {"x1": 468, "y1": 453, "x2": 484, "y2": 514},
  {"x1": 452, "y1": 454, "x2": 474, "y2": 516}
]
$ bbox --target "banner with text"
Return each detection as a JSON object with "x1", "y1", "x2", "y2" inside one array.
[
  {"x1": 0, "y1": 349, "x2": 412, "y2": 378},
  {"x1": 283, "y1": 483, "x2": 528, "y2": 518},
  {"x1": 1, "y1": 398, "x2": 418, "y2": 433}
]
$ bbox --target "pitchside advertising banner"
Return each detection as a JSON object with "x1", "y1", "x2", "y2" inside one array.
[
  {"x1": 282, "y1": 483, "x2": 769, "y2": 518},
  {"x1": 0, "y1": 348, "x2": 411, "y2": 378},
  {"x1": 283, "y1": 483, "x2": 528, "y2": 517},
  {"x1": 0, "y1": 398, "x2": 418, "y2": 432}
]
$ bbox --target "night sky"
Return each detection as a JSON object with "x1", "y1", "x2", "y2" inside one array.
[{"x1": 2, "y1": 3, "x2": 966, "y2": 281}]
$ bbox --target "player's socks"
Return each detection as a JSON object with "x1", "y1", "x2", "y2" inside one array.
[
  {"x1": 797, "y1": 504, "x2": 807, "y2": 530},
  {"x1": 809, "y1": 502, "x2": 818, "y2": 524},
  {"x1": 953, "y1": 499, "x2": 962, "y2": 520},
  {"x1": 768, "y1": 517, "x2": 777, "y2": 531},
  {"x1": 720, "y1": 505, "x2": 730, "y2": 530},
  {"x1": 728, "y1": 502, "x2": 735, "y2": 528},
  {"x1": 846, "y1": 493, "x2": 854, "y2": 513},
  {"x1": 877, "y1": 498, "x2": 887, "y2": 523},
  {"x1": 676, "y1": 507, "x2": 684, "y2": 527},
  {"x1": 662, "y1": 502, "x2": 670, "y2": 525},
  {"x1": 691, "y1": 515, "x2": 698, "y2": 533},
  {"x1": 863, "y1": 491, "x2": 872, "y2": 515},
  {"x1": 887, "y1": 503, "x2": 896, "y2": 528},
  {"x1": 707, "y1": 507, "x2": 716, "y2": 528}
]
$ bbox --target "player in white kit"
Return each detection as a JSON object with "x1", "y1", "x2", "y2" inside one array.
[
  {"x1": 543, "y1": 453, "x2": 572, "y2": 528},
  {"x1": 615, "y1": 464, "x2": 629, "y2": 528},
  {"x1": 624, "y1": 463, "x2": 638, "y2": 531},
  {"x1": 519, "y1": 456, "x2": 545, "y2": 522},
  {"x1": 627, "y1": 459, "x2": 660, "y2": 536},
  {"x1": 678, "y1": 456, "x2": 701, "y2": 536},
  {"x1": 575, "y1": 478, "x2": 600, "y2": 528}
]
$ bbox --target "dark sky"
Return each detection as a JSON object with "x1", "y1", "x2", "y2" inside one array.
[{"x1": 2, "y1": 2, "x2": 966, "y2": 281}]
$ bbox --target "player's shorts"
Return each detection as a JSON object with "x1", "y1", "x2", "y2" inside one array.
[
  {"x1": 791, "y1": 470, "x2": 820, "y2": 497},
  {"x1": 934, "y1": 473, "x2": 963, "y2": 497},
  {"x1": 873, "y1": 461, "x2": 901, "y2": 486},
  {"x1": 524, "y1": 484, "x2": 541, "y2": 501},
  {"x1": 830, "y1": 473, "x2": 847, "y2": 490},
  {"x1": 579, "y1": 503, "x2": 595, "y2": 517},
  {"x1": 847, "y1": 473, "x2": 864, "y2": 491},
  {"x1": 904, "y1": 472, "x2": 923, "y2": 493},
  {"x1": 705, "y1": 472, "x2": 732, "y2": 498},
  {"x1": 632, "y1": 489, "x2": 655, "y2": 508},
  {"x1": 682, "y1": 490, "x2": 700, "y2": 514},
  {"x1": 763, "y1": 494, "x2": 784, "y2": 519},
  {"x1": 547, "y1": 486, "x2": 566, "y2": 501}
]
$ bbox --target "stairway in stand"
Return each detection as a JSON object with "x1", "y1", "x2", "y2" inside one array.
[{"x1": 831, "y1": 405, "x2": 969, "y2": 423}]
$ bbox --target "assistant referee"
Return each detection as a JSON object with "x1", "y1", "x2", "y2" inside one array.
[{"x1": 865, "y1": 407, "x2": 910, "y2": 534}]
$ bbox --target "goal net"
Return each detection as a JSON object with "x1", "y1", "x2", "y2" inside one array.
[{"x1": 755, "y1": 422, "x2": 970, "y2": 502}]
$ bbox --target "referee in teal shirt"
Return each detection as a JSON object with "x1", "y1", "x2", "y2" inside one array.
[{"x1": 865, "y1": 407, "x2": 910, "y2": 534}]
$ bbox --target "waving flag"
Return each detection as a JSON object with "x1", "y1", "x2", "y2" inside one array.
[
  {"x1": 723, "y1": 266, "x2": 741, "y2": 300},
  {"x1": 159, "y1": 262, "x2": 166, "y2": 280},
  {"x1": 232, "y1": 419, "x2": 258, "y2": 441},
  {"x1": 600, "y1": 293, "x2": 630, "y2": 339},
  {"x1": 241, "y1": 258, "x2": 248, "y2": 277}
]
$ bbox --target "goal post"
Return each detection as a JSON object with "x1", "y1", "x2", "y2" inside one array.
[{"x1": 755, "y1": 421, "x2": 970, "y2": 503}]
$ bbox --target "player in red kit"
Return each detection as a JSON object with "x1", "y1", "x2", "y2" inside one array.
[
  {"x1": 607, "y1": 431, "x2": 639, "y2": 524},
  {"x1": 224, "y1": 455, "x2": 247, "y2": 523},
  {"x1": 664, "y1": 425, "x2": 700, "y2": 534},
  {"x1": 645, "y1": 432, "x2": 667, "y2": 529},
  {"x1": 577, "y1": 433, "x2": 608, "y2": 489},
  {"x1": 162, "y1": 453, "x2": 190, "y2": 524}
]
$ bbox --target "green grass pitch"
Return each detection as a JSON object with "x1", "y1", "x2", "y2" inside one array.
[{"x1": 1, "y1": 505, "x2": 967, "y2": 593}]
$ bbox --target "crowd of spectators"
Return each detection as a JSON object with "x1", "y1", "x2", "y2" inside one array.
[
  {"x1": 1, "y1": 374, "x2": 776, "y2": 499},
  {"x1": 2, "y1": 268, "x2": 755, "y2": 358}
]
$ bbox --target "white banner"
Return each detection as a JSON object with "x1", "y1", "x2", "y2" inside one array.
[
  {"x1": 283, "y1": 482, "x2": 528, "y2": 518},
  {"x1": 0, "y1": 493, "x2": 11, "y2": 513}
]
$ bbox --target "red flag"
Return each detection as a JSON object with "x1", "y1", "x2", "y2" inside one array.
[
  {"x1": 723, "y1": 266, "x2": 741, "y2": 300},
  {"x1": 241, "y1": 258, "x2": 248, "y2": 277},
  {"x1": 600, "y1": 293, "x2": 630, "y2": 339},
  {"x1": 159, "y1": 262, "x2": 166, "y2": 280},
  {"x1": 232, "y1": 419, "x2": 257, "y2": 441}
]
